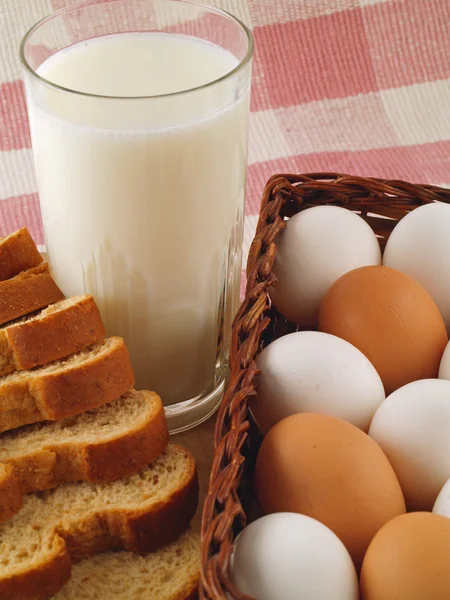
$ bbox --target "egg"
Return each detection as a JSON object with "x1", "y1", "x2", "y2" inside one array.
[
  {"x1": 253, "y1": 331, "x2": 385, "y2": 433},
  {"x1": 318, "y1": 265, "x2": 448, "y2": 395},
  {"x1": 270, "y1": 205, "x2": 381, "y2": 327},
  {"x1": 229, "y1": 513, "x2": 359, "y2": 600},
  {"x1": 254, "y1": 413, "x2": 406, "y2": 568},
  {"x1": 433, "y1": 477, "x2": 450, "y2": 516},
  {"x1": 439, "y1": 341, "x2": 450, "y2": 379},
  {"x1": 383, "y1": 202, "x2": 450, "y2": 334},
  {"x1": 369, "y1": 379, "x2": 450, "y2": 510},
  {"x1": 360, "y1": 512, "x2": 450, "y2": 600}
]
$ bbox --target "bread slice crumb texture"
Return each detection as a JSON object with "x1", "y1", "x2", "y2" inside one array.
[
  {"x1": 0, "y1": 390, "x2": 162, "y2": 458},
  {"x1": 52, "y1": 531, "x2": 200, "y2": 600}
]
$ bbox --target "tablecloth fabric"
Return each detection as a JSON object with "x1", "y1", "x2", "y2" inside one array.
[{"x1": 1, "y1": 0, "x2": 449, "y2": 286}]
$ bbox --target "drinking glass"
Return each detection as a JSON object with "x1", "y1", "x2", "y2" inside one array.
[{"x1": 21, "y1": 0, "x2": 253, "y2": 432}]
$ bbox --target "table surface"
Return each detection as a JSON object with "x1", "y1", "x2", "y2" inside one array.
[
  {"x1": 1, "y1": 0, "x2": 449, "y2": 535},
  {"x1": 173, "y1": 417, "x2": 216, "y2": 531}
]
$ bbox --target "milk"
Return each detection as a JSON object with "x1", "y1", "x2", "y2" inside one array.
[{"x1": 26, "y1": 33, "x2": 250, "y2": 404}]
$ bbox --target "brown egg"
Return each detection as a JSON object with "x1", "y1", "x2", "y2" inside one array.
[
  {"x1": 360, "y1": 512, "x2": 450, "y2": 600},
  {"x1": 254, "y1": 413, "x2": 406, "y2": 568},
  {"x1": 318, "y1": 265, "x2": 448, "y2": 395}
]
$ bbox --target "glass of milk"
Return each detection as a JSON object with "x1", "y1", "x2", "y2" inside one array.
[{"x1": 21, "y1": 0, "x2": 253, "y2": 433}]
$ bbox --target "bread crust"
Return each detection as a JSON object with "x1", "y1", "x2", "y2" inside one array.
[
  {"x1": 83, "y1": 398, "x2": 169, "y2": 484},
  {"x1": 0, "y1": 296, "x2": 106, "y2": 376},
  {"x1": 0, "y1": 464, "x2": 22, "y2": 524},
  {"x1": 0, "y1": 337, "x2": 135, "y2": 433},
  {"x1": 0, "y1": 446, "x2": 199, "y2": 600},
  {"x1": 0, "y1": 228, "x2": 43, "y2": 282},
  {"x1": 0, "y1": 263, "x2": 64, "y2": 326},
  {"x1": 121, "y1": 454, "x2": 199, "y2": 554},
  {"x1": 0, "y1": 392, "x2": 169, "y2": 524},
  {"x1": 182, "y1": 580, "x2": 200, "y2": 600}
]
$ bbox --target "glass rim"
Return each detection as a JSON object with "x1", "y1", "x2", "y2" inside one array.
[{"x1": 19, "y1": 0, "x2": 254, "y2": 101}]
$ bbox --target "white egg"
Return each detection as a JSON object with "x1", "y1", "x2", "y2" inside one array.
[
  {"x1": 439, "y1": 341, "x2": 450, "y2": 380},
  {"x1": 253, "y1": 330, "x2": 385, "y2": 433},
  {"x1": 270, "y1": 205, "x2": 381, "y2": 326},
  {"x1": 369, "y1": 379, "x2": 450, "y2": 510},
  {"x1": 433, "y1": 477, "x2": 450, "y2": 517},
  {"x1": 383, "y1": 202, "x2": 450, "y2": 334},
  {"x1": 229, "y1": 513, "x2": 359, "y2": 600}
]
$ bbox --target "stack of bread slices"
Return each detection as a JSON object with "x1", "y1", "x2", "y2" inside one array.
[{"x1": 0, "y1": 229, "x2": 200, "y2": 600}]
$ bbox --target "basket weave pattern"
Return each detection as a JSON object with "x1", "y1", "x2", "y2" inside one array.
[{"x1": 200, "y1": 173, "x2": 450, "y2": 600}]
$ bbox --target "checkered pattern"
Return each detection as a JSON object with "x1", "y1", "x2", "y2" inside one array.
[{"x1": 1, "y1": 0, "x2": 449, "y2": 286}]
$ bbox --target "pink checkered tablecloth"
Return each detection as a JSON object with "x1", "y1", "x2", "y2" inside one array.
[{"x1": 1, "y1": 0, "x2": 449, "y2": 274}]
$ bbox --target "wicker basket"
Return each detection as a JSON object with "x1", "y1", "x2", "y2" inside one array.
[{"x1": 199, "y1": 173, "x2": 450, "y2": 600}]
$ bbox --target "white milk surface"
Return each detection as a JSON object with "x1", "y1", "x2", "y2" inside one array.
[{"x1": 28, "y1": 33, "x2": 250, "y2": 403}]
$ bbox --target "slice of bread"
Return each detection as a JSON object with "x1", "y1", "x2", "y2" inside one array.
[
  {"x1": 0, "y1": 228, "x2": 43, "y2": 282},
  {"x1": 0, "y1": 445, "x2": 198, "y2": 600},
  {"x1": 0, "y1": 390, "x2": 169, "y2": 523},
  {"x1": 0, "y1": 336, "x2": 134, "y2": 433},
  {"x1": 0, "y1": 295, "x2": 106, "y2": 377},
  {"x1": 0, "y1": 262, "x2": 64, "y2": 326},
  {"x1": 52, "y1": 530, "x2": 200, "y2": 600}
]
